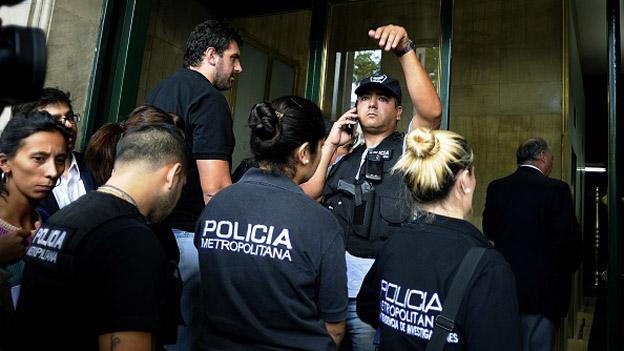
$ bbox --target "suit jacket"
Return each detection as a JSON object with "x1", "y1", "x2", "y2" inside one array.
[
  {"x1": 483, "y1": 166, "x2": 582, "y2": 320},
  {"x1": 38, "y1": 152, "x2": 96, "y2": 220}
]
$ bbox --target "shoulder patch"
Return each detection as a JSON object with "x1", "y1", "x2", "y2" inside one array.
[{"x1": 25, "y1": 224, "x2": 76, "y2": 269}]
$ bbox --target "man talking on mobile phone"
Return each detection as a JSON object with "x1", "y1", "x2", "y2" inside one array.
[{"x1": 320, "y1": 24, "x2": 442, "y2": 351}]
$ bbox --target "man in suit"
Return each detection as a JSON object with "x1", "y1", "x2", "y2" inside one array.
[
  {"x1": 483, "y1": 137, "x2": 582, "y2": 351},
  {"x1": 12, "y1": 88, "x2": 95, "y2": 218}
]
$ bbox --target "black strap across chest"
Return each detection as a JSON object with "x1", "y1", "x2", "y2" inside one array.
[{"x1": 425, "y1": 247, "x2": 487, "y2": 351}]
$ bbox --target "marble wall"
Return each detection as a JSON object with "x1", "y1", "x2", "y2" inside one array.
[
  {"x1": 45, "y1": 0, "x2": 103, "y2": 149},
  {"x1": 450, "y1": 0, "x2": 565, "y2": 228},
  {"x1": 230, "y1": 10, "x2": 311, "y2": 98},
  {"x1": 135, "y1": 0, "x2": 216, "y2": 105}
]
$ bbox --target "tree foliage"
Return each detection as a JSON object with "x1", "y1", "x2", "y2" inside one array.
[{"x1": 353, "y1": 51, "x2": 380, "y2": 83}]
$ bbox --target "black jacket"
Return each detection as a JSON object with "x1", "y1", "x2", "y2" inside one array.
[{"x1": 482, "y1": 166, "x2": 582, "y2": 319}]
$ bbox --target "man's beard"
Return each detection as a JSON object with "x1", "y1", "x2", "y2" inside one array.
[{"x1": 213, "y1": 70, "x2": 233, "y2": 91}]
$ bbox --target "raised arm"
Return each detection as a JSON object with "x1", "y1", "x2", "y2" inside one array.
[{"x1": 369, "y1": 25, "x2": 442, "y2": 129}]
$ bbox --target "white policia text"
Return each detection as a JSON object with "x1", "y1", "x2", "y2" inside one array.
[{"x1": 199, "y1": 220, "x2": 293, "y2": 262}]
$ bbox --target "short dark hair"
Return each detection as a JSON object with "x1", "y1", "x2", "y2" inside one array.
[
  {"x1": 516, "y1": 137, "x2": 550, "y2": 165},
  {"x1": 184, "y1": 20, "x2": 242, "y2": 68},
  {"x1": 248, "y1": 96, "x2": 325, "y2": 177},
  {"x1": 114, "y1": 124, "x2": 188, "y2": 173},
  {"x1": 11, "y1": 87, "x2": 73, "y2": 116},
  {"x1": 0, "y1": 111, "x2": 72, "y2": 196}
]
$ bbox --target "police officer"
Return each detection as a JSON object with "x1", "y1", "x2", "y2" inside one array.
[
  {"x1": 321, "y1": 24, "x2": 442, "y2": 350},
  {"x1": 357, "y1": 128, "x2": 521, "y2": 350},
  {"x1": 195, "y1": 96, "x2": 347, "y2": 350},
  {"x1": 10, "y1": 124, "x2": 188, "y2": 351}
]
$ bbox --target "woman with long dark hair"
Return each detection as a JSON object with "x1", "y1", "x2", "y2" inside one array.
[
  {"x1": 195, "y1": 96, "x2": 348, "y2": 350},
  {"x1": 0, "y1": 111, "x2": 70, "y2": 342}
]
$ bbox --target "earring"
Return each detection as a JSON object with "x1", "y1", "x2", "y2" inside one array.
[
  {"x1": 304, "y1": 160, "x2": 309, "y2": 164},
  {"x1": 0, "y1": 172, "x2": 5, "y2": 184},
  {"x1": 464, "y1": 188, "x2": 471, "y2": 194}
]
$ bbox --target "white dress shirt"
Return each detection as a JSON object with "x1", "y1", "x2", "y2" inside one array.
[
  {"x1": 52, "y1": 152, "x2": 87, "y2": 209},
  {"x1": 520, "y1": 164, "x2": 544, "y2": 174}
]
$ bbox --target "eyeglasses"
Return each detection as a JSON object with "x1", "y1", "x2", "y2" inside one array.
[{"x1": 55, "y1": 113, "x2": 81, "y2": 124}]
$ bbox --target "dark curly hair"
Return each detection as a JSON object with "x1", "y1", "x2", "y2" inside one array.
[
  {"x1": 184, "y1": 20, "x2": 242, "y2": 68},
  {"x1": 11, "y1": 87, "x2": 73, "y2": 116}
]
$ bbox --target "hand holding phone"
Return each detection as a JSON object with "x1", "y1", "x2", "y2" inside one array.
[
  {"x1": 344, "y1": 106, "x2": 358, "y2": 136},
  {"x1": 327, "y1": 108, "x2": 358, "y2": 148}
]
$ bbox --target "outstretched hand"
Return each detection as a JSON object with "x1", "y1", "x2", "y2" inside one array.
[{"x1": 368, "y1": 25, "x2": 410, "y2": 53}]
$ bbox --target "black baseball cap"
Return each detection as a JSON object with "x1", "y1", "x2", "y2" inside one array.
[{"x1": 354, "y1": 73, "x2": 402, "y2": 106}]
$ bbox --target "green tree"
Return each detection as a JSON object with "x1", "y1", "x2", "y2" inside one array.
[{"x1": 353, "y1": 51, "x2": 380, "y2": 83}]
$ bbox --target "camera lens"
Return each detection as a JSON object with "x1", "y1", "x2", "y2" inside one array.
[{"x1": 0, "y1": 24, "x2": 47, "y2": 105}]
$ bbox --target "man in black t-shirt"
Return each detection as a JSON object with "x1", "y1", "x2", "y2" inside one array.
[
  {"x1": 10, "y1": 124, "x2": 188, "y2": 351},
  {"x1": 144, "y1": 20, "x2": 243, "y2": 349}
]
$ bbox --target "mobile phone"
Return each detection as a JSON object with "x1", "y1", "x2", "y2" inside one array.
[{"x1": 345, "y1": 105, "x2": 357, "y2": 136}]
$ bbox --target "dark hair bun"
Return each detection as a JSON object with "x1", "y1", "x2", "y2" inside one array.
[{"x1": 248, "y1": 102, "x2": 280, "y2": 141}]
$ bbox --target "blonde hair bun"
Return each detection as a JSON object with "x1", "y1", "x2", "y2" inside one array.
[
  {"x1": 394, "y1": 127, "x2": 474, "y2": 204},
  {"x1": 407, "y1": 127, "x2": 441, "y2": 159}
]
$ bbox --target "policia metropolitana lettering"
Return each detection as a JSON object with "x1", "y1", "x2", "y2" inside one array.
[
  {"x1": 9, "y1": 124, "x2": 187, "y2": 351},
  {"x1": 320, "y1": 24, "x2": 442, "y2": 350}
]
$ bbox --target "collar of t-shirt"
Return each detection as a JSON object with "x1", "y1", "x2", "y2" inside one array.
[
  {"x1": 182, "y1": 67, "x2": 214, "y2": 87},
  {"x1": 412, "y1": 213, "x2": 491, "y2": 246},
  {"x1": 519, "y1": 164, "x2": 543, "y2": 174},
  {"x1": 239, "y1": 168, "x2": 304, "y2": 195},
  {"x1": 53, "y1": 152, "x2": 87, "y2": 209}
]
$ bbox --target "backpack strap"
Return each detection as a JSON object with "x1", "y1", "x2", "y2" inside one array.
[{"x1": 425, "y1": 247, "x2": 487, "y2": 351}]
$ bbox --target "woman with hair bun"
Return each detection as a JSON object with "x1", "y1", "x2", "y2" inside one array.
[
  {"x1": 357, "y1": 128, "x2": 521, "y2": 350},
  {"x1": 195, "y1": 96, "x2": 348, "y2": 350}
]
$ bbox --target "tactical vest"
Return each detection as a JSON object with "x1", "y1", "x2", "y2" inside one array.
[
  {"x1": 323, "y1": 132, "x2": 410, "y2": 258},
  {"x1": 22, "y1": 191, "x2": 181, "y2": 344}
]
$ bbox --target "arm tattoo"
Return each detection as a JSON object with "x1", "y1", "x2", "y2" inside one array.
[{"x1": 110, "y1": 334, "x2": 121, "y2": 351}]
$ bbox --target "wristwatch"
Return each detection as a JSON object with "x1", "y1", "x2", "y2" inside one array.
[{"x1": 396, "y1": 40, "x2": 415, "y2": 57}]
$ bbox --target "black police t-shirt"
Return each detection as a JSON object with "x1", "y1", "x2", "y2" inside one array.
[
  {"x1": 195, "y1": 168, "x2": 348, "y2": 351},
  {"x1": 145, "y1": 68, "x2": 235, "y2": 231},
  {"x1": 357, "y1": 214, "x2": 522, "y2": 351},
  {"x1": 11, "y1": 194, "x2": 168, "y2": 350}
]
